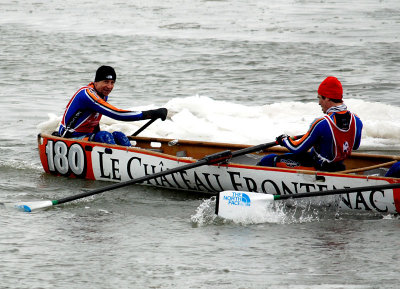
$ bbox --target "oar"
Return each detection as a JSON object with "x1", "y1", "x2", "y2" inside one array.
[
  {"x1": 216, "y1": 183, "x2": 400, "y2": 219},
  {"x1": 10, "y1": 139, "x2": 279, "y2": 212},
  {"x1": 131, "y1": 118, "x2": 157, "y2": 136}
]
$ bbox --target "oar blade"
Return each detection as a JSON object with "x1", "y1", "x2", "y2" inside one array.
[
  {"x1": 216, "y1": 191, "x2": 274, "y2": 221},
  {"x1": 13, "y1": 200, "x2": 54, "y2": 212}
]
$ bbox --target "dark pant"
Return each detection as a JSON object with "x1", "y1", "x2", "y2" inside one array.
[
  {"x1": 258, "y1": 152, "x2": 345, "y2": 172},
  {"x1": 91, "y1": 131, "x2": 132, "y2": 146},
  {"x1": 385, "y1": 161, "x2": 400, "y2": 178}
]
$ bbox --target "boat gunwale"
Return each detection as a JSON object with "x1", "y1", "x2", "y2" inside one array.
[{"x1": 129, "y1": 135, "x2": 400, "y2": 161}]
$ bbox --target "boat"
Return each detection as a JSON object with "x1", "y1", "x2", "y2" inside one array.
[{"x1": 37, "y1": 133, "x2": 400, "y2": 214}]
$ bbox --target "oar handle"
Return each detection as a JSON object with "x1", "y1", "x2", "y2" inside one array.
[
  {"x1": 231, "y1": 134, "x2": 303, "y2": 158},
  {"x1": 231, "y1": 141, "x2": 277, "y2": 157},
  {"x1": 131, "y1": 118, "x2": 157, "y2": 137}
]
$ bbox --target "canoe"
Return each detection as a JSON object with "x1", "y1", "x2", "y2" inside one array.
[{"x1": 37, "y1": 133, "x2": 400, "y2": 214}]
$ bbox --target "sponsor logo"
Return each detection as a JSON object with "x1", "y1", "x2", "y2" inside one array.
[
  {"x1": 223, "y1": 191, "x2": 251, "y2": 206},
  {"x1": 280, "y1": 158, "x2": 300, "y2": 168}
]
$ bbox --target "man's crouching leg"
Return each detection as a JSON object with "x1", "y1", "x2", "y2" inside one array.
[
  {"x1": 385, "y1": 161, "x2": 400, "y2": 178},
  {"x1": 92, "y1": 131, "x2": 117, "y2": 145},
  {"x1": 112, "y1": 131, "x2": 132, "y2": 147},
  {"x1": 257, "y1": 154, "x2": 278, "y2": 167}
]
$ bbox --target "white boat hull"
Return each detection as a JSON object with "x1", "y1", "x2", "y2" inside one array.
[{"x1": 38, "y1": 134, "x2": 400, "y2": 214}]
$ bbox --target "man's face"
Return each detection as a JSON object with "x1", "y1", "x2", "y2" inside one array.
[
  {"x1": 94, "y1": 80, "x2": 115, "y2": 96},
  {"x1": 318, "y1": 94, "x2": 330, "y2": 113}
]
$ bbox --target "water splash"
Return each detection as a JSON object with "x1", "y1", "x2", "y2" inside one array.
[
  {"x1": 37, "y1": 113, "x2": 61, "y2": 135},
  {"x1": 190, "y1": 196, "x2": 327, "y2": 226},
  {"x1": 189, "y1": 193, "x2": 387, "y2": 226},
  {"x1": 190, "y1": 196, "x2": 218, "y2": 227}
]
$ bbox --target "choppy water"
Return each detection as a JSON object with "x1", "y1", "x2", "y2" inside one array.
[{"x1": 1, "y1": 0, "x2": 400, "y2": 288}]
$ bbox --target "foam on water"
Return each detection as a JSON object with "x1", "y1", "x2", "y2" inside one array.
[
  {"x1": 190, "y1": 196, "x2": 286, "y2": 226},
  {"x1": 38, "y1": 95, "x2": 400, "y2": 152},
  {"x1": 191, "y1": 196, "x2": 330, "y2": 226}
]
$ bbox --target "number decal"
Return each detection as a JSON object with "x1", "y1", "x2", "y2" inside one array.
[
  {"x1": 45, "y1": 140, "x2": 86, "y2": 177},
  {"x1": 68, "y1": 144, "x2": 85, "y2": 175},
  {"x1": 45, "y1": 140, "x2": 55, "y2": 172},
  {"x1": 54, "y1": 141, "x2": 69, "y2": 175}
]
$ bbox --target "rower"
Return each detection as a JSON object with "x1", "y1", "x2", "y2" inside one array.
[
  {"x1": 258, "y1": 76, "x2": 363, "y2": 172},
  {"x1": 58, "y1": 66, "x2": 168, "y2": 146}
]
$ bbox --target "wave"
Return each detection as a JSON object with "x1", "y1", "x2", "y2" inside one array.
[{"x1": 38, "y1": 95, "x2": 400, "y2": 151}]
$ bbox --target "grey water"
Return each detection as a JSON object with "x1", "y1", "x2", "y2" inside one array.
[{"x1": 1, "y1": 0, "x2": 400, "y2": 288}]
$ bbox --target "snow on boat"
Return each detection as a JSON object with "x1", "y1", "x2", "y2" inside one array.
[{"x1": 37, "y1": 133, "x2": 400, "y2": 214}]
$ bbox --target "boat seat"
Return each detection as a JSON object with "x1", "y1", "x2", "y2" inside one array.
[
  {"x1": 363, "y1": 167, "x2": 389, "y2": 177},
  {"x1": 146, "y1": 148, "x2": 163, "y2": 153},
  {"x1": 176, "y1": 150, "x2": 187, "y2": 157}
]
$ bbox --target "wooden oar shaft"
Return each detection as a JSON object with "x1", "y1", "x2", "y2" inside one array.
[
  {"x1": 274, "y1": 183, "x2": 400, "y2": 201},
  {"x1": 338, "y1": 160, "x2": 397, "y2": 174}
]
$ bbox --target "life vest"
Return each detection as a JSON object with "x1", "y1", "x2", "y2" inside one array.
[
  {"x1": 60, "y1": 83, "x2": 105, "y2": 137},
  {"x1": 322, "y1": 112, "x2": 356, "y2": 162}
]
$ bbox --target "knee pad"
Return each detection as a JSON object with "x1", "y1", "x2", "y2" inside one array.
[
  {"x1": 257, "y1": 154, "x2": 278, "y2": 167},
  {"x1": 385, "y1": 161, "x2": 400, "y2": 178},
  {"x1": 92, "y1": 131, "x2": 116, "y2": 145},
  {"x1": 112, "y1": 131, "x2": 132, "y2": 147}
]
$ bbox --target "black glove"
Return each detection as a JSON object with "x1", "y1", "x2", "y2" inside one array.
[
  {"x1": 276, "y1": 134, "x2": 289, "y2": 146},
  {"x1": 142, "y1": 108, "x2": 168, "y2": 121}
]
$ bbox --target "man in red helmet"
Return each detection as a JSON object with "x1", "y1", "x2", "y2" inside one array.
[{"x1": 258, "y1": 76, "x2": 363, "y2": 172}]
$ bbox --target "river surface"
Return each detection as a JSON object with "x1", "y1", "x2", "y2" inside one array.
[{"x1": 1, "y1": 0, "x2": 400, "y2": 288}]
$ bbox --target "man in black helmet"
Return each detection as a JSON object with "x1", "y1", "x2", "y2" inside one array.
[{"x1": 58, "y1": 65, "x2": 167, "y2": 146}]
